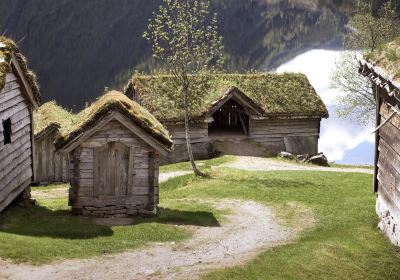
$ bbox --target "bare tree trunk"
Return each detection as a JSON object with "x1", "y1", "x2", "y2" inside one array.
[{"x1": 183, "y1": 86, "x2": 203, "y2": 176}]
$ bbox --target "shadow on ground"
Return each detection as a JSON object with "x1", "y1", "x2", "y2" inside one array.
[{"x1": 0, "y1": 204, "x2": 220, "y2": 239}]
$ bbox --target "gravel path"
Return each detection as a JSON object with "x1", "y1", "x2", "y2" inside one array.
[
  {"x1": 222, "y1": 156, "x2": 374, "y2": 174},
  {"x1": 0, "y1": 199, "x2": 299, "y2": 280}
]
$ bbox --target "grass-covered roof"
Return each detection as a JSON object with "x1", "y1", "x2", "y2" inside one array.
[
  {"x1": 126, "y1": 73, "x2": 328, "y2": 121},
  {"x1": 365, "y1": 37, "x2": 400, "y2": 86},
  {"x1": 34, "y1": 101, "x2": 77, "y2": 137},
  {"x1": 56, "y1": 91, "x2": 173, "y2": 150},
  {"x1": 0, "y1": 36, "x2": 40, "y2": 104}
]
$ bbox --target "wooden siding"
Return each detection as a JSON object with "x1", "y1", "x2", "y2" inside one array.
[
  {"x1": 162, "y1": 123, "x2": 211, "y2": 164},
  {"x1": 69, "y1": 120, "x2": 160, "y2": 214},
  {"x1": 0, "y1": 73, "x2": 33, "y2": 212},
  {"x1": 375, "y1": 89, "x2": 400, "y2": 245},
  {"x1": 34, "y1": 130, "x2": 69, "y2": 184},
  {"x1": 249, "y1": 119, "x2": 320, "y2": 155}
]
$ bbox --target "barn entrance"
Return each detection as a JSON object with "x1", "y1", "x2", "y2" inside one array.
[
  {"x1": 94, "y1": 142, "x2": 130, "y2": 197},
  {"x1": 208, "y1": 99, "x2": 249, "y2": 136}
]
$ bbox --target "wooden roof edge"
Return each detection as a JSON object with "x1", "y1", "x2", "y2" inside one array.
[
  {"x1": 35, "y1": 122, "x2": 61, "y2": 139},
  {"x1": 56, "y1": 111, "x2": 173, "y2": 156},
  {"x1": 359, "y1": 58, "x2": 400, "y2": 100}
]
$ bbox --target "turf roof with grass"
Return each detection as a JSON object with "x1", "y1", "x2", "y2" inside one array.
[
  {"x1": 33, "y1": 101, "x2": 77, "y2": 137},
  {"x1": 365, "y1": 37, "x2": 400, "y2": 86},
  {"x1": 55, "y1": 91, "x2": 173, "y2": 150},
  {"x1": 126, "y1": 73, "x2": 329, "y2": 122},
  {"x1": 0, "y1": 36, "x2": 40, "y2": 103}
]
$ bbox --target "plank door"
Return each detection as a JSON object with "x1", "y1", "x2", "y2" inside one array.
[{"x1": 95, "y1": 142, "x2": 130, "y2": 197}]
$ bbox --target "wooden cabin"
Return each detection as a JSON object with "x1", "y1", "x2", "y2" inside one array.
[
  {"x1": 33, "y1": 101, "x2": 76, "y2": 184},
  {"x1": 125, "y1": 74, "x2": 329, "y2": 164},
  {"x1": 0, "y1": 37, "x2": 40, "y2": 212},
  {"x1": 55, "y1": 91, "x2": 173, "y2": 217},
  {"x1": 359, "y1": 37, "x2": 400, "y2": 245}
]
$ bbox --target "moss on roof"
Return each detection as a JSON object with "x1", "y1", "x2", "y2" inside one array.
[
  {"x1": 0, "y1": 36, "x2": 40, "y2": 103},
  {"x1": 365, "y1": 37, "x2": 400, "y2": 85},
  {"x1": 56, "y1": 91, "x2": 172, "y2": 150},
  {"x1": 126, "y1": 73, "x2": 328, "y2": 121},
  {"x1": 34, "y1": 101, "x2": 77, "y2": 136}
]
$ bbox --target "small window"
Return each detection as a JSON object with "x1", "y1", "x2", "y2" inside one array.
[{"x1": 3, "y1": 118, "x2": 12, "y2": 145}]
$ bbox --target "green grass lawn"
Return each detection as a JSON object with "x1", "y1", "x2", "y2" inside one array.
[
  {"x1": 160, "y1": 169, "x2": 399, "y2": 280},
  {"x1": 1, "y1": 157, "x2": 399, "y2": 279},
  {"x1": 159, "y1": 155, "x2": 234, "y2": 172}
]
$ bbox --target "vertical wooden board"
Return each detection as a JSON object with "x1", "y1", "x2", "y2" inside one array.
[
  {"x1": 93, "y1": 148, "x2": 98, "y2": 197},
  {"x1": 128, "y1": 146, "x2": 134, "y2": 195},
  {"x1": 114, "y1": 142, "x2": 129, "y2": 196}
]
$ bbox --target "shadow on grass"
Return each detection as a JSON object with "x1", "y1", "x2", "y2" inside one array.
[
  {"x1": 0, "y1": 204, "x2": 114, "y2": 239},
  {"x1": 0, "y1": 203, "x2": 220, "y2": 239},
  {"x1": 144, "y1": 207, "x2": 220, "y2": 227}
]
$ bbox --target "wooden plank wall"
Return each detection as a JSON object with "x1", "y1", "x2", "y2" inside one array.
[
  {"x1": 0, "y1": 73, "x2": 33, "y2": 212},
  {"x1": 249, "y1": 119, "x2": 320, "y2": 155},
  {"x1": 69, "y1": 120, "x2": 159, "y2": 210},
  {"x1": 162, "y1": 123, "x2": 211, "y2": 164},
  {"x1": 375, "y1": 95, "x2": 400, "y2": 245},
  {"x1": 34, "y1": 131, "x2": 69, "y2": 184}
]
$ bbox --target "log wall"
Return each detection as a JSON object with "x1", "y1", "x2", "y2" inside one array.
[
  {"x1": 34, "y1": 129, "x2": 69, "y2": 184},
  {"x1": 375, "y1": 89, "x2": 400, "y2": 245},
  {"x1": 69, "y1": 120, "x2": 160, "y2": 217},
  {"x1": 0, "y1": 73, "x2": 33, "y2": 212},
  {"x1": 249, "y1": 118, "x2": 320, "y2": 155},
  {"x1": 162, "y1": 123, "x2": 212, "y2": 164}
]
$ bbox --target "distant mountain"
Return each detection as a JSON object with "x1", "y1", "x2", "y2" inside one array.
[{"x1": 0, "y1": 0, "x2": 349, "y2": 110}]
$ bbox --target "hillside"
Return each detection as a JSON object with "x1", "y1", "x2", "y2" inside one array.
[{"x1": 0, "y1": 0, "x2": 348, "y2": 110}]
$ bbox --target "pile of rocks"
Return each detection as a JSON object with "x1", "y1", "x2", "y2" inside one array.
[{"x1": 278, "y1": 151, "x2": 329, "y2": 166}]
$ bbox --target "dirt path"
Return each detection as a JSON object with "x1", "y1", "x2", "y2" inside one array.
[
  {"x1": 0, "y1": 199, "x2": 305, "y2": 280},
  {"x1": 222, "y1": 156, "x2": 373, "y2": 174}
]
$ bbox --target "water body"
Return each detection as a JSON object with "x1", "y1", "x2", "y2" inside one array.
[{"x1": 276, "y1": 50, "x2": 375, "y2": 165}]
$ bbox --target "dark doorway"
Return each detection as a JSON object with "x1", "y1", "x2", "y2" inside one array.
[{"x1": 209, "y1": 99, "x2": 249, "y2": 135}]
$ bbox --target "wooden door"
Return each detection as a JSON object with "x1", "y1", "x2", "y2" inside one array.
[{"x1": 95, "y1": 142, "x2": 130, "y2": 197}]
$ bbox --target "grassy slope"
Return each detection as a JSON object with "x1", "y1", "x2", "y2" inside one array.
[{"x1": 160, "y1": 169, "x2": 400, "y2": 280}]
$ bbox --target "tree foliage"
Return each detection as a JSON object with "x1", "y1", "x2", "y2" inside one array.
[{"x1": 331, "y1": 0, "x2": 399, "y2": 125}]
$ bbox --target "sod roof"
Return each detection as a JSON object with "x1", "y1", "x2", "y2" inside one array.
[
  {"x1": 0, "y1": 36, "x2": 40, "y2": 104},
  {"x1": 56, "y1": 91, "x2": 173, "y2": 150},
  {"x1": 126, "y1": 73, "x2": 329, "y2": 121},
  {"x1": 34, "y1": 101, "x2": 77, "y2": 137},
  {"x1": 365, "y1": 37, "x2": 400, "y2": 87}
]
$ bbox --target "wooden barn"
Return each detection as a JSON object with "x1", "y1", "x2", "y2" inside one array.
[
  {"x1": 359, "y1": 37, "x2": 400, "y2": 245},
  {"x1": 125, "y1": 73, "x2": 329, "y2": 164},
  {"x1": 33, "y1": 101, "x2": 76, "y2": 184},
  {"x1": 55, "y1": 91, "x2": 173, "y2": 217},
  {"x1": 0, "y1": 37, "x2": 40, "y2": 212}
]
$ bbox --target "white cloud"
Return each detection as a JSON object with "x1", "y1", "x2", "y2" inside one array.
[{"x1": 275, "y1": 49, "x2": 375, "y2": 163}]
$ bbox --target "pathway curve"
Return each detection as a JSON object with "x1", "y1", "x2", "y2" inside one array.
[
  {"x1": 0, "y1": 199, "x2": 302, "y2": 280},
  {"x1": 221, "y1": 156, "x2": 374, "y2": 174}
]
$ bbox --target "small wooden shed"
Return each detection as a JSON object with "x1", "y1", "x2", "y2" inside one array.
[
  {"x1": 359, "y1": 37, "x2": 400, "y2": 245},
  {"x1": 33, "y1": 101, "x2": 76, "y2": 184},
  {"x1": 55, "y1": 91, "x2": 173, "y2": 217},
  {"x1": 125, "y1": 74, "x2": 329, "y2": 164},
  {"x1": 0, "y1": 37, "x2": 40, "y2": 212}
]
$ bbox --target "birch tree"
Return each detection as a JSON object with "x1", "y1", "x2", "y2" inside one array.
[
  {"x1": 331, "y1": 0, "x2": 399, "y2": 125},
  {"x1": 144, "y1": 0, "x2": 224, "y2": 176}
]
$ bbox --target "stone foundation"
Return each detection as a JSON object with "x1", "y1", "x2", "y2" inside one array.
[
  {"x1": 76, "y1": 204, "x2": 156, "y2": 218},
  {"x1": 376, "y1": 193, "x2": 400, "y2": 246}
]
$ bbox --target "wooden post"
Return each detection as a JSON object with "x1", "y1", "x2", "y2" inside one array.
[
  {"x1": 238, "y1": 112, "x2": 248, "y2": 135},
  {"x1": 374, "y1": 84, "x2": 381, "y2": 193},
  {"x1": 148, "y1": 151, "x2": 155, "y2": 210}
]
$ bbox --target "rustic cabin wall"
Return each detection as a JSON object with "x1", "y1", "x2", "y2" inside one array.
[
  {"x1": 34, "y1": 130, "x2": 69, "y2": 184},
  {"x1": 0, "y1": 73, "x2": 33, "y2": 212},
  {"x1": 69, "y1": 121, "x2": 157, "y2": 212},
  {"x1": 162, "y1": 123, "x2": 212, "y2": 164},
  {"x1": 375, "y1": 92, "x2": 400, "y2": 245},
  {"x1": 249, "y1": 119, "x2": 320, "y2": 155}
]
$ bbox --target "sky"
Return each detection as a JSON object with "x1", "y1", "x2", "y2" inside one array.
[{"x1": 275, "y1": 49, "x2": 375, "y2": 165}]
